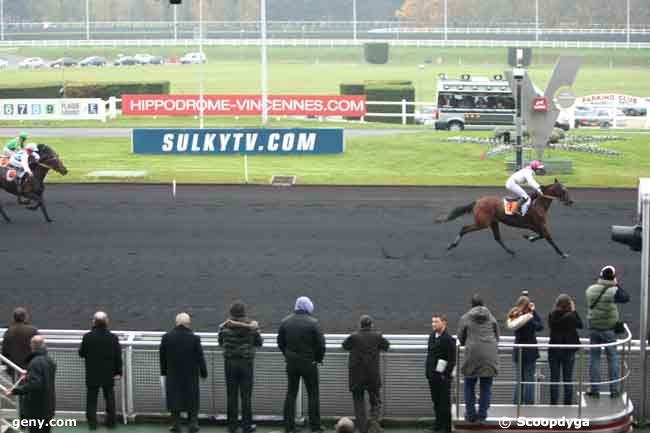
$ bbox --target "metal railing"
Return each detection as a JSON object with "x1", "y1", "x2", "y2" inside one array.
[
  {"x1": 455, "y1": 324, "x2": 633, "y2": 420},
  {"x1": 0, "y1": 326, "x2": 640, "y2": 424}
]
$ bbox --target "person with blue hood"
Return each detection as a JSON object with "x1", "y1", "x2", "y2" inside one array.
[{"x1": 277, "y1": 296, "x2": 326, "y2": 433}]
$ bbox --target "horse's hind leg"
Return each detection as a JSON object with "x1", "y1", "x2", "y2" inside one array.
[
  {"x1": 491, "y1": 222, "x2": 515, "y2": 256},
  {"x1": 523, "y1": 233, "x2": 543, "y2": 242},
  {"x1": 447, "y1": 223, "x2": 485, "y2": 250}
]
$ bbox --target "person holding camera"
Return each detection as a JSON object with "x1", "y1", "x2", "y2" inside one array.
[
  {"x1": 586, "y1": 266, "x2": 629, "y2": 398},
  {"x1": 506, "y1": 294, "x2": 543, "y2": 405},
  {"x1": 548, "y1": 294, "x2": 582, "y2": 405}
]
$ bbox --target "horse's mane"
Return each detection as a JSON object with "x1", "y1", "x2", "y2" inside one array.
[{"x1": 36, "y1": 143, "x2": 57, "y2": 159}]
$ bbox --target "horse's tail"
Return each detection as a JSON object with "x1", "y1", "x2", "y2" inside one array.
[{"x1": 435, "y1": 201, "x2": 476, "y2": 223}]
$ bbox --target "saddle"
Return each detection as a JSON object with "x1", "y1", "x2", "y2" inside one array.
[
  {"x1": 0, "y1": 166, "x2": 17, "y2": 183},
  {"x1": 0, "y1": 157, "x2": 8, "y2": 168},
  {"x1": 503, "y1": 197, "x2": 523, "y2": 216}
]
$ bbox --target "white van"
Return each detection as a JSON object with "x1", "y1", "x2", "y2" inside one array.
[{"x1": 180, "y1": 52, "x2": 207, "y2": 64}]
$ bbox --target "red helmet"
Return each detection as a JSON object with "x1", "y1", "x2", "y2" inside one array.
[{"x1": 529, "y1": 160, "x2": 544, "y2": 171}]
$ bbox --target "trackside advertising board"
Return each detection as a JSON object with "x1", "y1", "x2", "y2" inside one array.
[
  {"x1": 0, "y1": 98, "x2": 106, "y2": 121},
  {"x1": 132, "y1": 128, "x2": 344, "y2": 154},
  {"x1": 122, "y1": 95, "x2": 366, "y2": 117}
]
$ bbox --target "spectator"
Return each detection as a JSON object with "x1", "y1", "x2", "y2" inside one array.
[
  {"x1": 79, "y1": 311, "x2": 123, "y2": 430},
  {"x1": 335, "y1": 417, "x2": 355, "y2": 433},
  {"x1": 548, "y1": 294, "x2": 582, "y2": 405},
  {"x1": 457, "y1": 295, "x2": 499, "y2": 423},
  {"x1": 277, "y1": 296, "x2": 325, "y2": 433},
  {"x1": 1, "y1": 307, "x2": 39, "y2": 381},
  {"x1": 218, "y1": 301, "x2": 263, "y2": 433},
  {"x1": 586, "y1": 266, "x2": 629, "y2": 398},
  {"x1": 342, "y1": 315, "x2": 390, "y2": 433},
  {"x1": 5, "y1": 335, "x2": 56, "y2": 433},
  {"x1": 506, "y1": 295, "x2": 543, "y2": 405},
  {"x1": 160, "y1": 313, "x2": 208, "y2": 433},
  {"x1": 425, "y1": 314, "x2": 456, "y2": 433}
]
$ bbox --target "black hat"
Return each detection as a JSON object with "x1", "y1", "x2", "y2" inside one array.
[
  {"x1": 600, "y1": 265, "x2": 616, "y2": 281},
  {"x1": 229, "y1": 301, "x2": 246, "y2": 319}
]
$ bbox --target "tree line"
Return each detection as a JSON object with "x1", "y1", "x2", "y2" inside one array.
[{"x1": 4, "y1": 0, "x2": 649, "y2": 27}]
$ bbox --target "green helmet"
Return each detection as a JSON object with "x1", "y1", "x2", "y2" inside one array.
[{"x1": 18, "y1": 132, "x2": 28, "y2": 140}]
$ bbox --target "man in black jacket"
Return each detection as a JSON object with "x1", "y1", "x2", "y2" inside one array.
[
  {"x1": 6, "y1": 335, "x2": 56, "y2": 433},
  {"x1": 277, "y1": 296, "x2": 326, "y2": 433},
  {"x1": 218, "y1": 301, "x2": 263, "y2": 433},
  {"x1": 426, "y1": 315, "x2": 456, "y2": 433},
  {"x1": 1, "y1": 307, "x2": 39, "y2": 381},
  {"x1": 79, "y1": 311, "x2": 123, "y2": 430},
  {"x1": 160, "y1": 313, "x2": 208, "y2": 433},
  {"x1": 342, "y1": 315, "x2": 389, "y2": 433}
]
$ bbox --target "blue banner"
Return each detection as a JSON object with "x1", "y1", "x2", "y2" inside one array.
[{"x1": 132, "y1": 128, "x2": 344, "y2": 154}]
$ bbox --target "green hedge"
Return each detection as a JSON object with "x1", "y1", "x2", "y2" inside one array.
[
  {"x1": 340, "y1": 83, "x2": 365, "y2": 120},
  {"x1": 0, "y1": 85, "x2": 63, "y2": 99},
  {"x1": 365, "y1": 81, "x2": 415, "y2": 124},
  {"x1": 363, "y1": 43, "x2": 390, "y2": 64},
  {"x1": 0, "y1": 81, "x2": 170, "y2": 100}
]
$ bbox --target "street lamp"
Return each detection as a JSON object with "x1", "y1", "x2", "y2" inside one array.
[
  {"x1": 1, "y1": 0, "x2": 4, "y2": 41},
  {"x1": 85, "y1": 0, "x2": 90, "y2": 41},
  {"x1": 352, "y1": 0, "x2": 357, "y2": 41}
]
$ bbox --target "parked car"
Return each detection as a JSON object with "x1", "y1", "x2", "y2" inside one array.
[
  {"x1": 114, "y1": 55, "x2": 138, "y2": 66},
  {"x1": 0, "y1": 59, "x2": 8, "y2": 69},
  {"x1": 133, "y1": 53, "x2": 163, "y2": 65},
  {"x1": 50, "y1": 57, "x2": 77, "y2": 68},
  {"x1": 574, "y1": 108, "x2": 624, "y2": 128},
  {"x1": 79, "y1": 56, "x2": 106, "y2": 67},
  {"x1": 180, "y1": 52, "x2": 207, "y2": 64},
  {"x1": 414, "y1": 106, "x2": 437, "y2": 125},
  {"x1": 19, "y1": 57, "x2": 46, "y2": 69}
]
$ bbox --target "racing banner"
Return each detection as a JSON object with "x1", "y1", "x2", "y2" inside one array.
[
  {"x1": 122, "y1": 94, "x2": 366, "y2": 117},
  {"x1": 132, "y1": 128, "x2": 344, "y2": 154}
]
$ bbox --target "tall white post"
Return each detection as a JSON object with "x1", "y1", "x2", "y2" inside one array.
[
  {"x1": 199, "y1": 0, "x2": 205, "y2": 129},
  {"x1": 260, "y1": 0, "x2": 268, "y2": 126},
  {"x1": 627, "y1": 0, "x2": 631, "y2": 47},
  {"x1": 173, "y1": 4, "x2": 178, "y2": 40},
  {"x1": 443, "y1": 0, "x2": 448, "y2": 42},
  {"x1": 640, "y1": 193, "x2": 650, "y2": 423},
  {"x1": 1, "y1": 0, "x2": 4, "y2": 41},
  {"x1": 85, "y1": 0, "x2": 90, "y2": 40},
  {"x1": 352, "y1": 0, "x2": 357, "y2": 41},
  {"x1": 535, "y1": 0, "x2": 539, "y2": 42}
]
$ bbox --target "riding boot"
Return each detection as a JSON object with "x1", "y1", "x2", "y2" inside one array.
[{"x1": 517, "y1": 197, "x2": 528, "y2": 216}]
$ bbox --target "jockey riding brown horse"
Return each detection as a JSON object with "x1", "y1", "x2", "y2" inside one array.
[{"x1": 437, "y1": 179, "x2": 573, "y2": 258}]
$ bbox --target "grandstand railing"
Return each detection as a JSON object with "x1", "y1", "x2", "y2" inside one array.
[{"x1": 0, "y1": 326, "x2": 641, "y2": 425}]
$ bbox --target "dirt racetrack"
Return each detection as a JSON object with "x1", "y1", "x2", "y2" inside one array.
[{"x1": 0, "y1": 184, "x2": 642, "y2": 337}]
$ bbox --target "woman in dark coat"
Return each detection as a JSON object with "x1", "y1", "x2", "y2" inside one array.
[
  {"x1": 159, "y1": 313, "x2": 208, "y2": 433},
  {"x1": 506, "y1": 295, "x2": 543, "y2": 405},
  {"x1": 548, "y1": 294, "x2": 582, "y2": 405}
]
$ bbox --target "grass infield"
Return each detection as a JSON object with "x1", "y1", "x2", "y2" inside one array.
[{"x1": 7, "y1": 131, "x2": 648, "y2": 188}]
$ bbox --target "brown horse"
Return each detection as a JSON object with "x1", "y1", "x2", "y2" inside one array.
[{"x1": 437, "y1": 179, "x2": 573, "y2": 258}]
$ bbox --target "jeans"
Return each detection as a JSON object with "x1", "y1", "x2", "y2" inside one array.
[
  {"x1": 283, "y1": 361, "x2": 320, "y2": 432},
  {"x1": 589, "y1": 329, "x2": 619, "y2": 394},
  {"x1": 225, "y1": 358, "x2": 254, "y2": 432},
  {"x1": 86, "y1": 385, "x2": 116, "y2": 427},
  {"x1": 549, "y1": 351, "x2": 576, "y2": 405},
  {"x1": 464, "y1": 376, "x2": 493, "y2": 420},
  {"x1": 429, "y1": 374, "x2": 451, "y2": 431},
  {"x1": 352, "y1": 388, "x2": 381, "y2": 433},
  {"x1": 513, "y1": 357, "x2": 536, "y2": 405}
]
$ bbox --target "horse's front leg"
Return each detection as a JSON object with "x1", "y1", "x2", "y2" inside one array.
[
  {"x1": 540, "y1": 225, "x2": 568, "y2": 258},
  {"x1": 0, "y1": 203, "x2": 10, "y2": 223}
]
